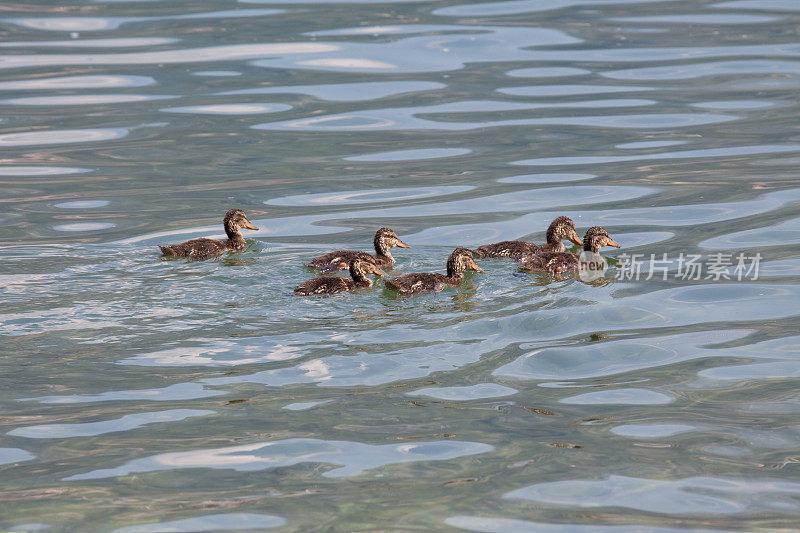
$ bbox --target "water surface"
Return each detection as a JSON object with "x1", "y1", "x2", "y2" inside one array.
[{"x1": 1, "y1": 0, "x2": 799, "y2": 531}]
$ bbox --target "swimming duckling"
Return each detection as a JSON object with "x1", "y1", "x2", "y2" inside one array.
[
  {"x1": 519, "y1": 226, "x2": 619, "y2": 274},
  {"x1": 384, "y1": 247, "x2": 483, "y2": 295},
  {"x1": 306, "y1": 228, "x2": 410, "y2": 271},
  {"x1": 475, "y1": 216, "x2": 582, "y2": 260},
  {"x1": 158, "y1": 209, "x2": 259, "y2": 258},
  {"x1": 294, "y1": 259, "x2": 384, "y2": 296}
]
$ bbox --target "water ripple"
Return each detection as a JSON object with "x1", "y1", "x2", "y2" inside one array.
[
  {"x1": 3, "y1": 94, "x2": 176, "y2": 106},
  {"x1": 700, "y1": 216, "x2": 800, "y2": 249},
  {"x1": 0, "y1": 166, "x2": 91, "y2": 176},
  {"x1": 610, "y1": 14, "x2": 779, "y2": 24},
  {"x1": 408, "y1": 383, "x2": 518, "y2": 401},
  {"x1": 713, "y1": 0, "x2": 800, "y2": 11},
  {"x1": 267, "y1": 185, "x2": 474, "y2": 206},
  {"x1": 119, "y1": 335, "x2": 319, "y2": 366},
  {"x1": 494, "y1": 330, "x2": 748, "y2": 381},
  {"x1": 254, "y1": 103, "x2": 722, "y2": 132},
  {"x1": 513, "y1": 144, "x2": 800, "y2": 166},
  {"x1": 0, "y1": 37, "x2": 180, "y2": 48},
  {"x1": 0, "y1": 128, "x2": 128, "y2": 147},
  {"x1": 9, "y1": 409, "x2": 214, "y2": 439},
  {"x1": 605, "y1": 59, "x2": 800, "y2": 80},
  {"x1": 446, "y1": 517, "x2": 733, "y2": 533},
  {"x1": 0, "y1": 74, "x2": 154, "y2": 90},
  {"x1": 0, "y1": 448, "x2": 35, "y2": 466},
  {"x1": 559, "y1": 388, "x2": 673, "y2": 405},
  {"x1": 112, "y1": 514, "x2": 286, "y2": 533},
  {"x1": 343, "y1": 148, "x2": 472, "y2": 162},
  {"x1": 218, "y1": 81, "x2": 445, "y2": 101},
  {"x1": 0, "y1": 43, "x2": 338, "y2": 71},
  {"x1": 498, "y1": 84, "x2": 652, "y2": 96},
  {"x1": 434, "y1": 0, "x2": 675, "y2": 17},
  {"x1": 162, "y1": 103, "x2": 292, "y2": 115},
  {"x1": 65, "y1": 438, "x2": 494, "y2": 481},
  {"x1": 505, "y1": 475, "x2": 800, "y2": 514},
  {"x1": 26, "y1": 383, "x2": 226, "y2": 404},
  {"x1": 6, "y1": 9, "x2": 284, "y2": 32}
]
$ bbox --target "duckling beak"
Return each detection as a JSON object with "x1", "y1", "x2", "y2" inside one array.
[
  {"x1": 568, "y1": 231, "x2": 583, "y2": 246},
  {"x1": 470, "y1": 261, "x2": 484, "y2": 273},
  {"x1": 395, "y1": 240, "x2": 411, "y2": 249},
  {"x1": 243, "y1": 221, "x2": 259, "y2": 231},
  {"x1": 372, "y1": 267, "x2": 385, "y2": 277},
  {"x1": 606, "y1": 237, "x2": 621, "y2": 248}
]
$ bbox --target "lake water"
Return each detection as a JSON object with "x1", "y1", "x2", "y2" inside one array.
[{"x1": 2, "y1": 0, "x2": 800, "y2": 531}]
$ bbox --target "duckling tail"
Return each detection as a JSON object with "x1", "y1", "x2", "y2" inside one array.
[{"x1": 158, "y1": 245, "x2": 174, "y2": 256}]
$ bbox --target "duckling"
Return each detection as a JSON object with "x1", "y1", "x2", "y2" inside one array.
[
  {"x1": 305, "y1": 228, "x2": 410, "y2": 271},
  {"x1": 384, "y1": 247, "x2": 483, "y2": 295},
  {"x1": 475, "y1": 216, "x2": 582, "y2": 260},
  {"x1": 519, "y1": 226, "x2": 619, "y2": 274},
  {"x1": 159, "y1": 209, "x2": 259, "y2": 258},
  {"x1": 294, "y1": 259, "x2": 384, "y2": 296}
]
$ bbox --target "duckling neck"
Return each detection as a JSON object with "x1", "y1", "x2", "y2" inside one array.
[
  {"x1": 374, "y1": 240, "x2": 393, "y2": 261},
  {"x1": 583, "y1": 240, "x2": 599, "y2": 254},
  {"x1": 350, "y1": 272, "x2": 373, "y2": 287},
  {"x1": 349, "y1": 265, "x2": 372, "y2": 286},
  {"x1": 225, "y1": 225, "x2": 246, "y2": 250},
  {"x1": 446, "y1": 271, "x2": 464, "y2": 284},
  {"x1": 445, "y1": 262, "x2": 464, "y2": 282},
  {"x1": 545, "y1": 225, "x2": 560, "y2": 245}
]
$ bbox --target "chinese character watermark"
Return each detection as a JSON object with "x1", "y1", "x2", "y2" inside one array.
[{"x1": 612, "y1": 252, "x2": 762, "y2": 281}]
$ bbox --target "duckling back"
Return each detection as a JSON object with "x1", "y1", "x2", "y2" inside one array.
[
  {"x1": 384, "y1": 273, "x2": 450, "y2": 294},
  {"x1": 475, "y1": 240, "x2": 539, "y2": 259},
  {"x1": 294, "y1": 276, "x2": 354, "y2": 296},
  {"x1": 159, "y1": 238, "x2": 227, "y2": 258}
]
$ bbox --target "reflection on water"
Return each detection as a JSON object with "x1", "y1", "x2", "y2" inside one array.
[
  {"x1": 9, "y1": 409, "x2": 214, "y2": 439},
  {"x1": 505, "y1": 475, "x2": 800, "y2": 514},
  {"x1": 66, "y1": 438, "x2": 494, "y2": 481},
  {"x1": 1, "y1": 0, "x2": 799, "y2": 530}
]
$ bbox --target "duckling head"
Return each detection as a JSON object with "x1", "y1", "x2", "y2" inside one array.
[
  {"x1": 374, "y1": 228, "x2": 411, "y2": 255},
  {"x1": 582, "y1": 226, "x2": 620, "y2": 253},
  {"x1": 447, "y1": 247, "x2": 484, "y2": 277},
  {"x1": 223, "y1": 209, "x2": 259, "y2": 236},
  {"x1": 350, "y1": 259, "x2": 385, "y2": 285},
  {"x1": 547, "y1": 216, "x2": 582, "y2": 247}
]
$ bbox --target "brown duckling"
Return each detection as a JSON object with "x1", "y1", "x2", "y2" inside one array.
[
  {"x1": 475, "y1": 216, "x2": 582, "y2": 260},
  {"x1": 384, "y1": 247, "x2": 483, "y2": 295},
  {"x1": 305, "y1": 227, "x2": 410, "y2": 271},
  {"x1": 294, "y1": 259, "x2": 384, "y2": 296},
  {"x1": 519, "y1": 226, "x2": 620, "y2": 274},
  {"x1": 159, "y1": 209, "x2": 259, "y2": 258}
]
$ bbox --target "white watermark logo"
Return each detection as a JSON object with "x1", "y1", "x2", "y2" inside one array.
[{"x1": 578, "y1": 250, "x2": 607, "y2": 282}]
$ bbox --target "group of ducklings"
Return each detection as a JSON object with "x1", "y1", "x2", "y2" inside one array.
[{"x1": 158, "y1": 209, "x2": 621, "y2": 296}]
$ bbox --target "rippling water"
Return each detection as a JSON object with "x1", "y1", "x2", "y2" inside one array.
[{"x1": 2, "y1": 0, "x2": 800, "y2": 530}]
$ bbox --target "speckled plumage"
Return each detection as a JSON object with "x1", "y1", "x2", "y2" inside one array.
[
  {"x1": 159, "y1": 238, "x2": 229, "y2": 258},
  {"x1": 159, "y1": 209, "x2": 259, "y2": 259},
  {"x1": 306, "y1": 228, "x2": 409, "y2": 271},
  {"x1": 294, "y1": 259, "x2": 384, "y2": 296},
  {"x1": 519, "y1": 226, "x2": 620, "y2": 273},
  {"x1": 475, "y1": 216, "x2": 582, "y2": 260},
  {"x1": 384, "y1": 247, "x2": 483, "y2": 295}
]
